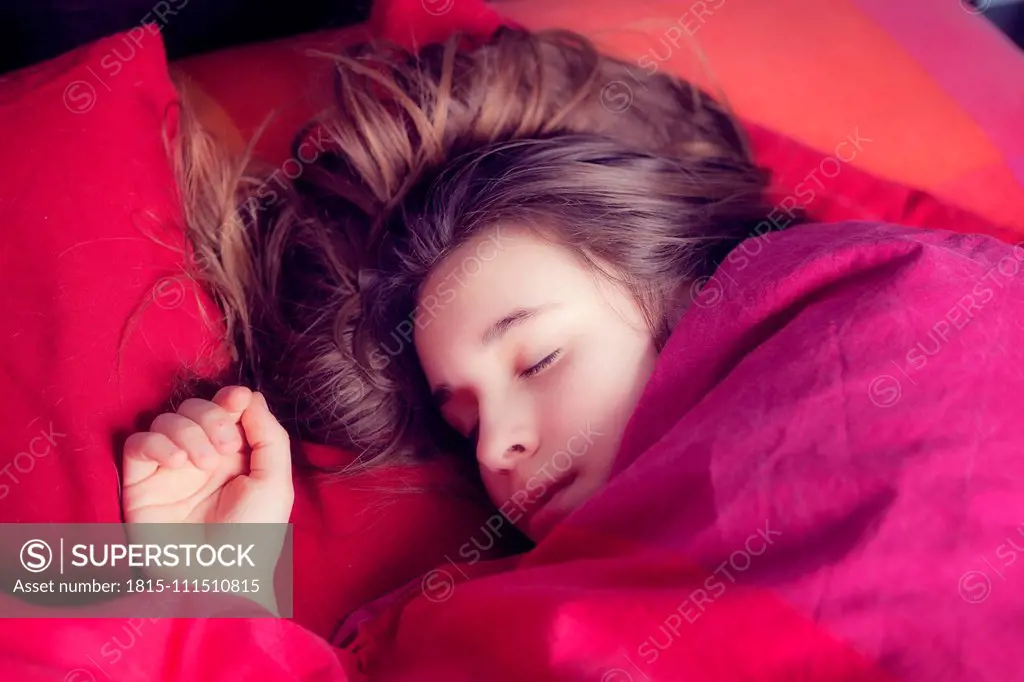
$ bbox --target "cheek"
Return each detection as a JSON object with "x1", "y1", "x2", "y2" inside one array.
[
  {"x1": 545, "y1": 337, "x2": 657, "y2": 470},
  {"x1": 558, "y1": 343, "x2": 653, "y2": 429}
]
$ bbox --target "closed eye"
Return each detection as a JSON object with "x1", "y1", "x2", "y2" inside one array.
[
  {"x1": 520, "y1": 349, "x2": 562, "y2": 379},
  {"x1": 456, "y1": 349, "x2": 563, "y2": 445}
]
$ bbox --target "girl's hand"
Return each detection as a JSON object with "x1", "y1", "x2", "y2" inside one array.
[
  {"x1": 121, "y1": 387, "x2": 294, "y2": 615},
  {"x1": 121, "y1": 386, "x2": 294, "y2": 525}
]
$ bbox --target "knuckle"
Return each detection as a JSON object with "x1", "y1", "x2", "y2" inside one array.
[
  {"x1": 177, "y1": 397, "x2": 209, "y2": 413},
  {"x1": 150, "y1": 412, "x2": 180, "y2": 429},
  {"x1": 178, "y1": 398, "x2": 221, "y2": 424},
  {"x1": 215, "y1": 384, "x2": 248, "y2": 402},
  {"x1": 124, "y1": 432, "x2": 148, "y2": 452},
  {"x1": 152, "y1": 412, "x2": 200, "y2": 437}
]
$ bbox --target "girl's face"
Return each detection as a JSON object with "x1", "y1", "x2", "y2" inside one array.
[{"x1": 414, "y1": 226, "x2": 659, "y2": 541}]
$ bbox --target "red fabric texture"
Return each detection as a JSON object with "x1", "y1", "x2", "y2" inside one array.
[
  {"x1": 0, "y1": 0, "x2": 1020, "y2": 680},
  {"x1": 0, "y1": 27, "x2": 203, "y2": 525},
  {"x1": 744, "y1": 122, "x2": 1022, "y2": 245},
  {"x1": 370, "y1": 0, "x2": 505, "y2": 45}
]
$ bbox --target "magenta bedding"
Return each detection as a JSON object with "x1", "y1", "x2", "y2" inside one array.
[{"x1": 5, "y1": 220, "x2": 1022, "y2": 681}]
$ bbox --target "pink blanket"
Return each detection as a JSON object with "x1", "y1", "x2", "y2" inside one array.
[{"x1": 6, "y1": 220, "x2": 1021, "y2": 681}]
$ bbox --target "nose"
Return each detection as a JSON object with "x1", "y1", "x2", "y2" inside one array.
[{"x1": 475, "y1": 394, "x2": 539, "y2": 473}]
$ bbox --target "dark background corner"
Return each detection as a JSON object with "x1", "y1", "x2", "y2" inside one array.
[{"x1": 0, "y1": 0, "x2": 373, "y2": 75}]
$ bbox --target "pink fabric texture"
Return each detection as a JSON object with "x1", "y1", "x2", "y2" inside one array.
[{"x1": 7, "y1": 221, "x2": 1018, "y2": 681}]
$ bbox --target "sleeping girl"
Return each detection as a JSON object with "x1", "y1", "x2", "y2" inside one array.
[
  {"x1": 123, "y1": 26, "x2": 775, "y2": 540},
  {"x1": 121, "y1": 26, "x2": 1024, "y2": 680}
]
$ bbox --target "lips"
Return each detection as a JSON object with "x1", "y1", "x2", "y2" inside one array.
[{"x1": 521, "y1": 471, "x2": 579, "y2": 526}]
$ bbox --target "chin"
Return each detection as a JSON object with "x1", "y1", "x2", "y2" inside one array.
[
  {"x1": 524, "y1": 511, "x2": 561, "y2": 542},
  {"x1": 524, "y1": 484, "x2": 590, "y2": 542}
]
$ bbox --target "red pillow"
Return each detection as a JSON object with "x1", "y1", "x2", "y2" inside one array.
[
  {"x1": 0, "y1": 27, "x2": 217, "y2": 524},
  {"x1": 0, "y1": 28, "x2": 500, "y2": 639}
]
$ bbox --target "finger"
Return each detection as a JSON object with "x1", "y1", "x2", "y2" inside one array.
[
  {"x1": 124, "y1": 432, "x2": 188, "y2": 465},
  {"x1": 176, "y1": 398, "x2": 245, "y2": 454},
  {"x1": 240, "y1": 392, "x2": 293, "y2": 485},
  {"x1": 150, "y1": 412, "x2": 220, "y2": 471},
  {"x1": 211, "y1": 386, "x2": 254, "y2": 421},
  {"x1": 122, "y1": 432, "x2": 187, "y2": 486}
]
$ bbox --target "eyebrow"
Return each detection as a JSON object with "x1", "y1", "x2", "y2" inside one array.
[
  {"x1": 481, "y1": 305, "x2": 554, "y2": 346},
  {"x1": 430, "y1": 304, "x2": 557, "y2": 407}
]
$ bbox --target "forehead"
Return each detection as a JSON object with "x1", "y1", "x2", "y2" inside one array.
[{"x1": 413, "y1": 227, "x2": 589, "y2": 344}]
